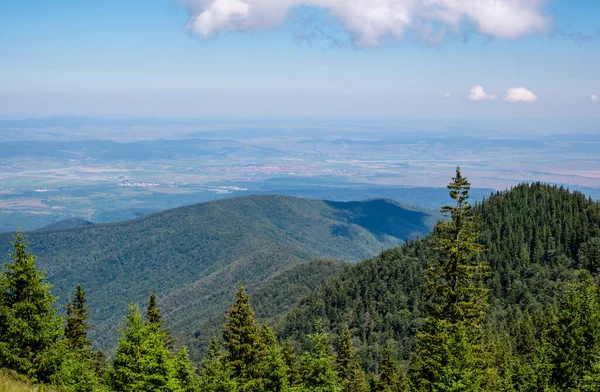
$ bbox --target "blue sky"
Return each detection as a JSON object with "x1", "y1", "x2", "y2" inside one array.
[{"x1": 1, "y1": 0, "x2": 599, "y2": 119}]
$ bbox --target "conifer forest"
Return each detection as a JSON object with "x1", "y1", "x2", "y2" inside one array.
[{"x1": 2, "y1": 168, "x2": 600, "y2": 391}]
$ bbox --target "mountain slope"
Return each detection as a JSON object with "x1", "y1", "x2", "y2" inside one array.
[
  {"x1": 37, "y1": 217, "x2": 94, "y2": 231},
  {"x1": 0, "y1": 195, "x2": 435, "y2": 358},
  {"x1": 276, "y1": 183, "x2": 600, "y2": 371}
]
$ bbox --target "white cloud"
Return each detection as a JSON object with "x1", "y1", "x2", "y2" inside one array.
[
  {"x1": 468, "y1": 86, "x2": 497, "y2": 101},
  {"x1": 443, "y1": 92, "x2": 452, "y2": 99},
  {"x1": 504, "y1": 87, "x2": 538, "y2": 103},
  {"x1": 183, "y1": 0, "x2": 552, "y2": 47},
  {"x1": 591, "y1": 94, "x2": 599, "y2": 102}
]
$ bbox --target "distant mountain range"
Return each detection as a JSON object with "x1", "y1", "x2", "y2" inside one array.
[
  {"x1": 0, "y1": 195, "x2": 436, "y2": 359},
  {"x1": 37, "y1": 217, "x2": 94, "y2": 231}
]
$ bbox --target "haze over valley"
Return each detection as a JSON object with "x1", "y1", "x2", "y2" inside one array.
[{"x1": 1, "y1": 118, "x2": 598, "y2": 232}]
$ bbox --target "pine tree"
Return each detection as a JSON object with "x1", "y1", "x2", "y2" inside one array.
[
  {"x1": 546, "y1": 281, "x2": 600, "y2": 390},
  {"x1": 0, "y1": 231, "x2": 63, "y2": 382},
  {"x1": 199, "y1": 336, "x2": 238, "y2": 392},
  {"x1": 378, "y1": 346, "x2": 409, "y2": 392},
  {"x1": 65, "y1": 284, "x2": 92, "y2": 351},
  {"x1": 409, "y1": 167, "x2": 491, "y2": 391},
  {"x1": 55, "y1": 284, "x2": 108, "y2": 392},
  {"x1": 174, "y1": 346, "x2": 198, "y2": 392},
  {"x1": 108, "y1": 304, "x2": 182, "y2": 392},
  {"x1": 335, "y1": 326, "x2": 368, "y2": 392},
  {"x1": 222, "y1": 283, "x2": 266, "y2": 389},
  {"x1": 430, "y1": 166, "x2": 488, "y2": 326},
  {"x1": 259, "y1": 324, "x2": 289, "y2": 392},
  {"x1": 146, "y1": 293, "x2": 163, "y2": 326},
  {"x1": 298, "y1": 319, "x2": 342, "y2": 392},
  {"x1": 145, "y1": 293, "x2": 175, "y2": 348},
  {"x1": 282, "y1": 339, "x2": 301, "y2": 388}
]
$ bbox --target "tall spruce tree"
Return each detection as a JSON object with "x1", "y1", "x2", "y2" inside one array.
[
  {"x1": 146, "y1": 293, "x2": 163, "y2": 326},
  {"x1": 259, "y1": 323, "x2": 290, "y2": 392},
  {"x1": 298, "y1": 319, "x2": 342, "y2": 392},
  {"x1": 222, "y1": 284, "x2": 266, "y2": 390},
  {"x1": 378, "y1": 346, "x2": 409, "y2": 392},
  {"x1": 410, "y1": 167, "x2": 491, "y2": 391},
  {"x1": 335, "y1": 326, "x2": 368, "y2": 392},
  {"x1": 108, "y1": 304, "x2": 182, "y2": 392},
  {"x1": 55, "y1": 284, "x2": 107, "y2": 392},
  {"x1": 174, "y1": 346, "x2": 198, "y2": 392},
  {"x1": 65, "y1": 284, "x2": 92, "y2": 351},
  {"x1": 0, "y1": 231, "x2": 63, "y2": 382},
  {"x1": 145, "y1": 293, "x2": 175, "y2": 348}
]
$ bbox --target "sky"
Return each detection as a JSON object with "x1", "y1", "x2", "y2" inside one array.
[{"x1": 1, "y1": 0, "x2": 599, "y2": 119}]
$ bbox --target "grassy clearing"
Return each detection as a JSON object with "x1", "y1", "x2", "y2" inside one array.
[{"x1": 0, "y1": 373, "x2": 65, "y2": 392}]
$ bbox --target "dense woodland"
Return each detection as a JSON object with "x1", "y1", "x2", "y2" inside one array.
[
  {"x1": 0, "y1": 195, "x2": 434, "y2": 359},
  {"x1": 1, "y1": 168, "x2": 600, "y2": 391}
]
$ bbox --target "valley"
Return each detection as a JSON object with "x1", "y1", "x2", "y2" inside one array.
[{"x1": 0, "y1": 194, "x2": 436, "y2": 360}]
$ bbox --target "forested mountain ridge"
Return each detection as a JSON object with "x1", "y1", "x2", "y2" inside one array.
[
  {"x1": 36, "y1": 217, "x2": 94, "y2": 232},
  {"x1": 0, "y1": 194, "x2": 435, "y2": 358},
  {"x1": 2, "y1": 173, "x2": 600, "y2": 391},
  {"x1": 277, "y1": 183, "x2": 600, "y2": 374}
]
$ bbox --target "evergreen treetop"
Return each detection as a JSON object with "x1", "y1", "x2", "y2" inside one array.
[
  {"x1": 65, "y1": 284, "x2": 92, "y2": 351},
  {"x1": 335, "y1": 326, "x2": 368, "y2": 392},
  {"x1": 146, "y1": 293, "x2": 163, "y2": 327},
  {"x1": 410, "y1": 168, "x2": 491, "y2": 391},
  {"x1": 299, "y1": 319, "x2": 342, "y2": 392},
  {"x1": 0, "y1": 230, "x2": 63, "y2": 382},
  {"x1": 431, "y1": 166, "x2": 489, "y2": 325},
  {"x1": 108, "y1": 304, "x2": 183, "y2": 392},
  {"x1": 223, "y1": 283, "x2": 265, "y2": 379},
  {"x1": 378, "y1": 346, "x2": 409, "y2": 392}
]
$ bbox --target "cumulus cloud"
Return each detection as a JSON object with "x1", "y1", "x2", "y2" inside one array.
[
  {"x1": 504, "y1": 87, "x2": 538, "y2": 103},
  {"x1": 183, "y1": 0, "x2": 552, "y2": 47},
  {"x1": 591, "y1": 94, "x2": 599, "y2": 102},
  {"x1": 443, "y1": 92, "x2": 452, "y2": 99},
  {"x1": 468, "y1": 86, "x2": 496, "y2": 101}
]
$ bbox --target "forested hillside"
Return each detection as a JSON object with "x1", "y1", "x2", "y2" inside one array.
[
  {"x1": 0, "y1": 195, "x2": 434, "y2": 358},
  {"x1": 2, "y1": 171, "x2": 600, "y2": 391},
  {"x1": 277, "y1": 182, "x2": 600, "y2": 379}
]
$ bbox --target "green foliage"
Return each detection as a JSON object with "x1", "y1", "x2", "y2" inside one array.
[
  {"x1": 0, "y1": 231, "x2": 63, "y2": 382},
  {"x1": 174, "y1": 346, "x2": 198, "y2": 392},
  {"x1": 0, "y1": 195, "x2": 434, "y2": 359},
  {"x1": 377, "y1": 346, "x2": 409, "y2": 392},
  {"x1": 297, "y1": 320, "x2": 342, "y2": 392},
  {"x1": 252, "y1": 259, "x2": 346, "y2": 324},
  {"x1": 546, "y1": 281, "x2": 600, "y2": 390},
  {"x1": 259, "y1": 324, "x2": 289, "y2": 392},
  {"x1": 64, "y1": 285, "x2": 92, "y2": 351},
  {"x1": 4, "y1": 173, "x2": 600, "y2": 391},
  {"x1": 223, "y1": 284, "x2": 266, "y2": 390},
  {"x1": 281, "y1": 340, "x2": 301, "y2": 388},
  {"x1": 279, "y1": 245, "x2": 429, "y2": 371},
  {"x1": 427, "y1": 167, "x2": 489, "y2": 325},
  {"x1": 55, "y1": 285, "x2": 107, "y2": 392},
  {"x1": 199, "y1": 337, "x2": 237, "y2": 392},
  {"x1": 410, "y1": 167, "x2": 490, "y2": 391},
  {"x1": 146, "y1": 293, "x2": 163, "y2": 327},
  {"x1": 49, "y1": 341, "x2": 110, "y2": 392},
  {"x1": 335, "y1": 327, "x2": 368, "y2": 392},
  {"x1": 577, "y1": 237, "x2": 600, "y2": 273},
  {"x1": 107, "y1": 304, "x2": 191, "y2": 392},
  {"x1": 278, "y1": 181, "x2": 600, "y2": 378}
]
